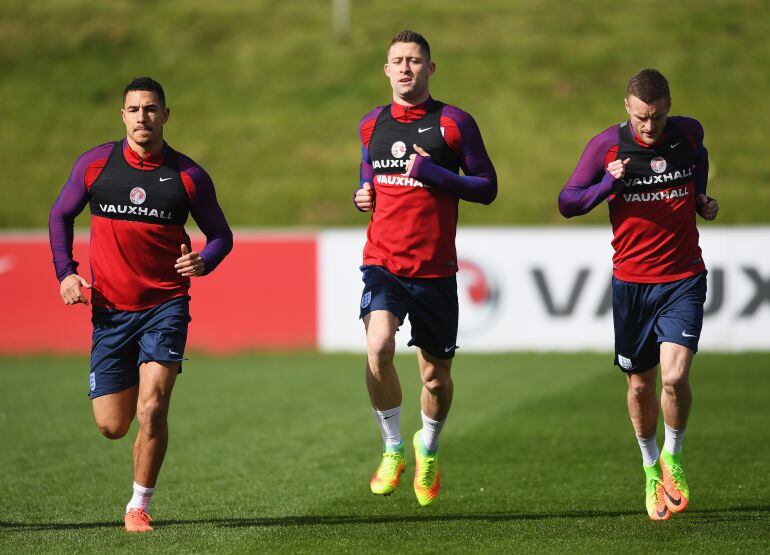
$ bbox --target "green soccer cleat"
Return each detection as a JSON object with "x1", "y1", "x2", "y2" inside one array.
[
  {"x1": 644, "y1": 460, "x2": 671, "y2": 521},
  {"x1": 412, "y1": 430, "x2": 440, "y2": 507},
  {"x1": 370, "y1": 446, "x2": 405, "y2": 496},
  {"x1": 660, "y1": 449, "x2": 689, "y2": 513}
]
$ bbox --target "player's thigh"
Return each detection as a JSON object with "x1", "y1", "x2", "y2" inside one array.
[
  {"x1": 92, "y1": 386, "x2": 138, "y2": 437},
  {"x1": 138, "y1": 361, "x2": 179, "y2": 403},
  {"x1": 364, "y1": 310, "x2": 401, "y2": 340},
  {"x1": 407, "y1": 275, "x2": 458, "y2": 360},
  {"x1": 659, "y1": 342, "x2": 694, "y2": 386},
  {"x1": 416, "y1": 347, "x2": 453, "y2": 386},
  {"x1": 134, "y1": 361, "x2": 178, "y2": 427},
  {"x1": 612, "y1": 277, "x2": 659, "y2": 373}
]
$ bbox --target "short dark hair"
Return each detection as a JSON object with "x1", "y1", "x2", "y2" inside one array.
[
  {"x1": 388, "y1": 30, "x2": 431, "y2": 61},
  {"x1": 123, "y1": 77, "x2": 166, "y2": 107},
  {"x1": 627, "y1": 69, "x2": 670, "y2": 103}
]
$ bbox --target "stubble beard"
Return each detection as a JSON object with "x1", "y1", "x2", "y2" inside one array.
[
  {"x1": 396, "y1": 81, "x2": 425, "y2": 103},
  {"x1": 131, "y1": 130, "x2": 155, "y2": 147}
]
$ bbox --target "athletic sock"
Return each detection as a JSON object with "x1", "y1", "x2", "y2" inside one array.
[
  {"x1": 636, "y1": 434, "x2": 660, "y2": 467},
  {"x1": 372, "y1": 406, "x2": 402, "y2": 451},
  {"x1": 126, "y1": 481, "x2": 155, "y2": 514},
  {"x1": 663, "y1": 423, "x2": 686, "y2": 455},
  {"x1": 420, "y1": 411, "x2": 445, "y2": 454}
]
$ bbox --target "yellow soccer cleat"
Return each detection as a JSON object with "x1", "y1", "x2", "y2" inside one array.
[
  {"x1": 644, "y1": 461, "x2": 671, "y2": 521},
  {"x1": 413, "y1": 430, "x2": 440, "y2": 507},
  {"x1": 370, "y1": 448, "x2": 406, "y2": 496}
]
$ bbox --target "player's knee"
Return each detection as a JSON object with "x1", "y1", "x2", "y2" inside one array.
[
  {"x1": 422, "y1": 368, "x2": 451, "y2": 395},
  {"x1": 423, "y1": 377, "x2": 445, "y2": 396},
  {"x1": 661, "y1": 370, "x2": 689, "y2": 392},
  {"x1": 627, "y1": 376, "x2": 655, "y2": 399},
  {"x1": 367, "y1": 334, "x2": 396, "y2": 367},
  {"x1": 97, "y1": 420, "x2": 130, "y2": 440},
  {"x1": 137, "y1": 397, "x2": 169, "y2": 430}
]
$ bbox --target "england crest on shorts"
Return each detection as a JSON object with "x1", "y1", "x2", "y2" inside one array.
[
  {"x1": 361, "y1": 291, "x2": 372, "y2": 309},
  {"x1": 617, "y1": 354, "x2": 633, "y2": 370},
  {"x1": 89, "y1": 372, "x2": 96, "y2": 391}
]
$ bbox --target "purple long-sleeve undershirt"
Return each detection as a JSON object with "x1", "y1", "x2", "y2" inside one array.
[
  {"x1": 49, "y1": 141, "x2": 233, "y2": 281},
  {"x1": 410, "y1": 106, "x2": 497, "y2": 204},
  {"x1": 558, "y1": 126, "x2": 621, "y2": 218},
  {"x1": 355, "y1": 144, "x2": 376, "y2": 212},
  {"x1": 558, "y1": 117, "x2": 709, "y2": 218},
  {"x1": 177, "y1": 154, "x2": 233, "y2": 275},
  {"x1": 49, "y1": 143, "x2": 112, "y2": 281}
]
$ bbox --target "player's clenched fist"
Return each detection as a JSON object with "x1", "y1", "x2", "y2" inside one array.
[
  {"x1": 355, "y1": 182, "x2": 375, "y2": 212},
  {"x1": 404, "y1": 144, "x2": 430, "y2": 176},
  {"x1": 697, "y1": 194, "x2": 719, "y2": 221},
  {"x1": 607, "y1": 157, "x2": 631, "y2": 179},
  {"x1": 60, "y1": 274, "x2": 91, "y2": 305}
]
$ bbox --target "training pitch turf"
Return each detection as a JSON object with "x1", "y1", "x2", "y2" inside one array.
[{"x1": 1, "y1": 352, "x2": 768, "y2": 553}]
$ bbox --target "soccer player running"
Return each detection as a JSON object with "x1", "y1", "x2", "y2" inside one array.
[
  {"x1": 558, "y1": 69, "x2": 719, "y2": 520},
  {"x1": 354, "y1": 31, "x2": 497, "y2": 506},
  {"x1": 49, "y1": 77, "x2": 233, "y2": 532}
]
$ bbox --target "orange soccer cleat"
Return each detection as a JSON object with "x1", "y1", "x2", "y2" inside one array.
[{"x1": 124, "y1": 508, "x2": 154, "y2": 532}]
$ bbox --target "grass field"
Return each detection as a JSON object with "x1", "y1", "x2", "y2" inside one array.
[
  {"x1": 1, "y1": 352, "x2": 768, "y2": 552},
  {"x1": 2, "y1": 1, "x2": 770, "y2": 228}
]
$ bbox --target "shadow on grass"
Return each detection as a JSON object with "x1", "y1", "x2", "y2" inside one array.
[{"x1": 2, "y1": 505, "x2": 769, "y2": 532}]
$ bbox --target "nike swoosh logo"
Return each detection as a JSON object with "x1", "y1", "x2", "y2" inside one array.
[
  {"x1": 444, "y1": 346, "x2": 454, "y2": 353},
  {"x1": 160, "y1": 177, "x2": 173, "y2": 182},
  {"x1": 664, "y1": 489, "x2": 682, "y2": 506},
  {"x1": 383, "y1": 414, "x2": 395, "y2": 420},
  {"x1": 418, "y1": 127, "x2": 433, "y2": 133},
  {"x1": 682, "y1": 331, "x2": 698, "y2": 338},
  {"x1": 169, "y1": 350, "x2": 181, "y2": 356},
  {"x1": 671, "y1": 142, "x2": 680, "y2": 149},
  {"x1": 657, "y1": 506, "x2": 669, "y2": 518}
]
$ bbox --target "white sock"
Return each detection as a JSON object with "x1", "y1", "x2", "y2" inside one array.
[
  {"x1": 664, "y1": 423, "x2": 686, "y2": 455},
  {"x1": 126, "y1": 481, "x2": 155, "y2": 513},
  {"x1": 420, "y1": 411, "x2": 445, "y2": 453},
  {"x1": 372, "y1": 406, "x2": 402, "y2": 450},
  {"x1": 636, "y1": 434, "x2": 659, "y2": 467}
]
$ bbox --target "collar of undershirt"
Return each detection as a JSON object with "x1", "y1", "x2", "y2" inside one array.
[
  {"x1": 390, "y1": 97, "x2": 436, "y2": 123},
  {"x1": 122, "y1": 139, "x2": 167, "y2": 170}
]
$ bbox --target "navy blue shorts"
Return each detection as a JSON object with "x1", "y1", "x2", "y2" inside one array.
[
  {"x1": 359, "y1": 265, "x2": 458, "y2": 359},
  {"x1": 613, "y1": 273, "x2": 706, "y2": 373},
  {"x1": 89, "y1": 296, "x2": 191, "y2": 399}
]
